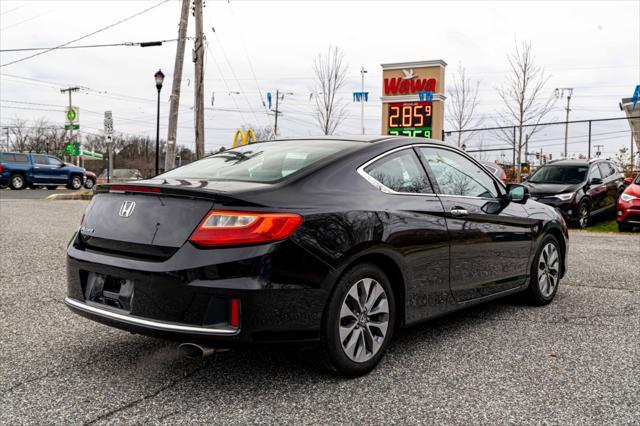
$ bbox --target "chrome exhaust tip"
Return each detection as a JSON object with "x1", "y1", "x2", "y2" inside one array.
[{"x1": 177, "y1": 342, "x2": 226, "y2": 358}]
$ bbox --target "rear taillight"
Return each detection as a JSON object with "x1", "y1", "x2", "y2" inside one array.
[
  {"x1": 0, "y1": 163, "x2": 3, "y2": 173},
  {"x1": 501, "y1": 172, "x2": 507, "y2": 183},
  {"x1": 189, "y1": 210, "x2": 303, "y2": 247}
]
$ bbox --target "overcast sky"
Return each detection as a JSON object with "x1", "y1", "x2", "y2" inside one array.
[{"x1": 1, "y1": 0, "x2": 639, "y2": 160}]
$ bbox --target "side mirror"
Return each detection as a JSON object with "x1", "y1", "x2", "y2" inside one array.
[
  {"x1": 507, "y1": 184, "x2": 529, "y2": 204},
  {"x1": 589, "y1": 177, "x2": 603, "y2": 186},
  {"x1": 521, "y1": 175, "x2": 529, "y2": 182}
]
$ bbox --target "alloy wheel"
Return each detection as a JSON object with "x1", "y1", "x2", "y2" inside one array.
[
  {"x1": 71, "y1": 177, "x2": 82, "y2": 189},
  {"x1": 538, "y1": 242, "x2": 560, "y2": 298},
  {"x1": 12, "y1": 175, "x2": 24, "y2": 189},
  {"x1": 578, "y1": 205, "x2": 589, "y2": 228},
  {"x1": 339, "y1": 278, "x2": 389, "y2": 363}
]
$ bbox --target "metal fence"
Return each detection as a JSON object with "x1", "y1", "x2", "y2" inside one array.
[{"x1": 443, "y1": 116, "x2": 640, "y2": 177}]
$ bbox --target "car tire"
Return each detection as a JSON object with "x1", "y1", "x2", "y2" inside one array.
[
  {"x1": 524, "y1": 235, "x2": 562, "y2": 306},
  {"x1": 319, "y1": 263, "x2": 395, "y2": 377},
  {"x1": 68, "y1": 175, "x2": 82, "y2": 190},
  {"x1": 575, "y1": 201, "x2": 590, "y2": 229},
  {"x1": 84, "y1": 178, "x2": 95, "y2": 190},
  {"x1": 46, "y1": 186, "x2": 58, "y2": 190},
  {"x1": 618, "y1": 222, "x2": 632, "y2": 232},
  {"x1": 9, "y1": 174, "x2": 25, "y2": 190}
]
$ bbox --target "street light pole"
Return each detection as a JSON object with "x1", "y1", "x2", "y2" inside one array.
[
  {"x1": 360, "y1": 67, "x2": 367, "y2": 135},
  {"x1": 154, "y1": 69, "x2": 165, "y2": 176}
]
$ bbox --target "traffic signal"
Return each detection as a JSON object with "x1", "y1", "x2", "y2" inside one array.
[
  {"x1": 521, "y1": 162, "x2": 530, "y2": 174},
  {"x1": 536, "y1": 152, "x2": 540, "y2": 160}
]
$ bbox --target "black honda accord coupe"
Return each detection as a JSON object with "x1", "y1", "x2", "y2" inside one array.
[{"x1": 65, "y1": 136, "x2": 568, "y2": 377}]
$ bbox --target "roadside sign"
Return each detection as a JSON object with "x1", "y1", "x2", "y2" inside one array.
[
  {"x1": 65, "y1": 106, "x2": 79, "y2": 124},
  {"x1": 65, "y1": 142, "x2": 80, "y2": 156},
  {"x1": 104, "y1": 111, "x2": 113, "y2": 143}
]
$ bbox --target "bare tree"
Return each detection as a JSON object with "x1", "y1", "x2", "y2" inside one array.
[
  {"x1": 496, "y1": 41, "x2": 556, "y2": 179},
  {"x1": 241, "y1": 124, "x2": 274, "y2": 141},
  {"x1": 312, "y1": 46, "x2": 349, "y2": 135},
  {"x1": 7, "y1": 118, "x2": 30, "y2": 152},
  {"x1": 446, "y1": 65, "x2": 481, "y2": 148}
]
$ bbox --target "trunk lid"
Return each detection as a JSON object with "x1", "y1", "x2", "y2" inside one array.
[{"x1": 80, "y1": 180, "x2": 269, "y2": 259}]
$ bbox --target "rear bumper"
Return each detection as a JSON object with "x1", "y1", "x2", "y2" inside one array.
[
  {"x1": 65, "y1": 297, "x2": 239, "y2": 337},
  {"x1": 66, "y1": 232, "x2": 335, "y2": 344}
]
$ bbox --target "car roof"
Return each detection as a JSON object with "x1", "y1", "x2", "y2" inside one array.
[
  {"x1": 270, "y1": 135, "x2": 457, "y2": 144},
  {"x1": 545, "y1": 159, "x2": 593, "y2": 166}
]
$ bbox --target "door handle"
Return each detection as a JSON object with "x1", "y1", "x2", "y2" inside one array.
[{"x1": 450, "y1": 208, "x2": 469, "y2": 217}]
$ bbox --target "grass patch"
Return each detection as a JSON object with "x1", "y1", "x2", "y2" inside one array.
[{"x1": 582, "y1": 220, "x2": 620, "y2": 233}]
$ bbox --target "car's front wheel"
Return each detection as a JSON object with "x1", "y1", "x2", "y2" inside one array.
[
  {"x1": 576, "y1": 201, "x2": 590, "y2": 229},
  {"x1": 68, "y1": 175, "x2": 82, "y2": 190},
  {"x1": 320, "y1": 263, "x2": 395, "y2": 377},
  {"x1": 525, "y1": 235, "x2": 562, "y2": 305}
]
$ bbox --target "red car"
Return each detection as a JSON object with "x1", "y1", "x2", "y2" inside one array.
[{"x1": 617, "y1": 174, "x2": 640, "y2": 232}]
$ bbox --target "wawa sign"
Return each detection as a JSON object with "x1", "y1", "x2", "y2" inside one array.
[
  {"x1": 380, "y1": 60, "x2": 446, "y2": 140},
  {"x1": 383, "y1": 69, "x2": 437, "y2": 95}
]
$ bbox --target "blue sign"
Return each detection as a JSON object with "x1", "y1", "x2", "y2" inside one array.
[
  {"x1": 632, "y1": 85, "x2": 640, "y2": 109},
  {"x1": 353, "y1": 92, "x2": 369, "y2": 102},
  {"x1": 418, "y1": 91, "x2": 433, "y2": 101}
]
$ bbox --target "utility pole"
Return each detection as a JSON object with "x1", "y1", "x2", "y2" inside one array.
[
  {"x1": 594, "y1": 144, "x2": 604, "y2": 158},
  {"x1": 60, "y1": 87, "x2": 80, "y2": 163},
  {"x1": 164, "y1": 0, "x2": 190, "y2": 171},
  {"x1": 193, "y1": 0, "x2": 205, "y2": 159},
  {"x1": 555, "y1": 87, "x2": 573, "y2": 158},
  {"x1": 360, "y1": 67, "x2": 367, "y2": 135},
  {"x1": 273, "y1": 89, "x2": 280, "y2": 137}
]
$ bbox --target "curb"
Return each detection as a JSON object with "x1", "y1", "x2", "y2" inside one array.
[{"x1": 46, "y1": 191, "x2": 94, "y2": 201}]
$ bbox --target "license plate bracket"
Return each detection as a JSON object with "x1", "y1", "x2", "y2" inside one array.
[{"x1": 84, "y1": 272, "x2": 134, "y2": 311}]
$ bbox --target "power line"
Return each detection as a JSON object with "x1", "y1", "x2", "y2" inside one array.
[
  {"x1": 0, "y1": 0, "x2": 171, "y2": 68},
  {"x1": 1, "y1": 3, "x2": 29, "y2": 16},
  {"x1": 0, "y1": 38, "x2": 192, "y2": 53}
]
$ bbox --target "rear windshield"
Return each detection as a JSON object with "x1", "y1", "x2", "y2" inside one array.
[
  {"x1": 159, "y1": 140, "x2": 360, "y2": 183},
  {"x1": 528, "y1": 165, "x2": 588, "y2": 184},
  {"x1": 0, "y1": 153, "x2": 29, "y2": 163}
]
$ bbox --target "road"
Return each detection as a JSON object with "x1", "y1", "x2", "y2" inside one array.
[
  {"x1": 1, "y1": 199, "x2": 638, "y2": 424},
  {"x1": 0, "y1": 188, "x2": 78, "y2": 200}
]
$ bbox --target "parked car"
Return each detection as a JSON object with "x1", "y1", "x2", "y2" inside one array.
[
  {"x1": 84, "y1": 171, "x2": 97, "y2": 189},
  {"x1": 0, "y1": 152, "x2": 85, "y2": 190},
  {"x1": 480, "y1": 161, "x2": 507, "y2": 184},
  {"x1": 617, "y1": 174, "x2": 640, "y2": 232},
  {"x1": 97, "y1": 168, "x2": 143, "y2": 184},
  {"x1": 65, "y1": 137, "x2": 568, "y2": 377},
  {"x1": 524, "y1": 158, "x2": 624, "y2": 228}
]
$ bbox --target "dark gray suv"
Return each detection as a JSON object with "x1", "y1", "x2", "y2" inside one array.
[{"x1": 524, "y1": 159, "x2": 624, "y2": 228}]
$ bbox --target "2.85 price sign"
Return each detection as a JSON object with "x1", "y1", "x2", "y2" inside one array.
[{"x1": 387, "y1": 101, "x2": 432, "y2": 138}]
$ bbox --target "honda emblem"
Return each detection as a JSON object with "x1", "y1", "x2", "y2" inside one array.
[{"x1": 119, "y1": 201, "x2": 136, "y2": 218}]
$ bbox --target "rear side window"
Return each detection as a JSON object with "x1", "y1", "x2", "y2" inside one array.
[
  {"x1": 159, "y1": 140, "x2": 360, "y2": 183},
  {"x1": 363, "y1": 149, "x2": 432, "y2": 194},
  {"x1": 1, "y1": 153, "x2": 29, "y2": 163}
]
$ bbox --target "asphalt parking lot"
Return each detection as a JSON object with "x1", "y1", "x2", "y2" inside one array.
[{"x1": 1, "y1": 198, "x2": 638, "y2": 424}]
